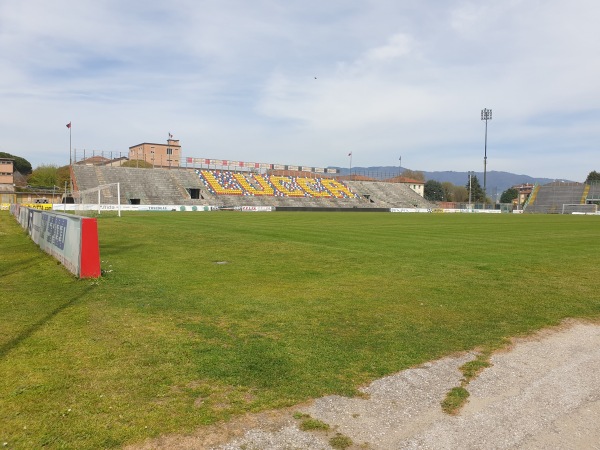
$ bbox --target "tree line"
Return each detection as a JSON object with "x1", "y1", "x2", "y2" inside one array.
[
  {"x1": 404, "y1": 169, "x2": 488, "y2": 203},
  {"x1": 411, "y1": 169, "x2": 600, "y2": 204}
]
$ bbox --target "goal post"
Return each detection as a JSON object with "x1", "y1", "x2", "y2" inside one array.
[
  {"x1": 561, "y1": 203, "x2": 598, "y2": 214},
  {"x1": 73, "y1": 183, "x2": 121, "y2": 217}
]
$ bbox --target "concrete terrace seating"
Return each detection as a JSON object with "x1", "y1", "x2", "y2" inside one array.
[
  {"x1": 525, "y1": 183, "x2": 587, "y2": 213},
  {"x1": 346, "y1": 180, "x2": 433, "y2": 208},
  {"x1": 586, "y1": 182, "x2": 600, "y2": 203},
  {"x1": 72, "y1": 166, "x2": 213, "y2": 206},
  {"x1": 71, "y1": 166, "x2": 432, "y2": 209}
]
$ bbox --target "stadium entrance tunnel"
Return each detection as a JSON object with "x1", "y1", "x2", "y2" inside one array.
[{"x1": 188, "y1": 188, "x2": 201, "y2": 199}]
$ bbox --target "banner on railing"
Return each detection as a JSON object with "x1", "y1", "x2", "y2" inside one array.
[
  {"x1": 184, "y1": 157, "x2": 337, "y2": 174},
  {"x1": 53, "y1": 204, "x2": 217, "y2": 212},
  {"x1": 10, "y1": 205, "x2": 101, "y2": 278}
]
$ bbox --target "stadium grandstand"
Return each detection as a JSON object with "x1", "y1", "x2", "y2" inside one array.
[
  {"x1": 524, "y1": 181, "x2": 599, "y2": 214},
  {"x1": 70, "y1": 165, "x2": 432, "y2": 210},
  {"x1": 65, "y1": 151, "x2": 598, "y2": 214}
]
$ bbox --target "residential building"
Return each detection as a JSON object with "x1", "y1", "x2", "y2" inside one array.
[
  {"x1": 129, "y1": 139, "x2": 181, "y2": 168},
  {"x1": 0, "y1": 158, "x2": 15, "y2": 204}
]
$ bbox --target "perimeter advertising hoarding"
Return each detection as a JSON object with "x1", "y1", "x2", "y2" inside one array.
[
  {"x1": 12, "y1": 206, "x2": 101, "y2": 278},
  {"x1": 21, "y1": 203, "x2": 53, "y2": 210},
  {"x1": 239, "y1": 206, "x2": 273, "y2": 212},
  {"x1": 53, "y1": 204, "x2": 216, "y2": 212}
]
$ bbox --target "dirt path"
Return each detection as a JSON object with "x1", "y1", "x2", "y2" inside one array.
[{"x1": 129, "y1": 320, "x2": 600, "y2": 450}]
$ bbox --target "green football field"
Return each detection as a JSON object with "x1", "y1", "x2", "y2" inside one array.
[{"x1": 1, "y1": 211, "x2": 599, "y2": 449}]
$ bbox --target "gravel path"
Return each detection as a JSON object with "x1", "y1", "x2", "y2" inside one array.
[{"x1": 131, "y1": 320, "x2": 600, "y2": 450}]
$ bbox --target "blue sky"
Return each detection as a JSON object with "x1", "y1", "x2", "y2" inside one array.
[{"x1": 1, "y1": 0, "x2": 599, "y2": 181}]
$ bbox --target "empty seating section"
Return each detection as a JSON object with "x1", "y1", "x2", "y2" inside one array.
[
  {"x1": 72, "y1": 165, "x2": 211, "y2": 206},
  {"x1": 196, "y1": 170, "x2": 357, "y2": 199},
  {"x1": 232, "y1": 173, "x2": 274, "y2": 196},
  {"x1": 525, "y1": 183, "x2": 587, "y2": 213},
  {"x1": 269, "y1": 176, "x2": 306, "y2": 197},
  {"x1": 346, "y1": 180, "x2": 432, "y2": 208},
  {"x1": 587, "y1": 182, "x2": 600, "y2": 202},
  {"x1": 72, "y1": 166, "x2": 434, "y2": 208},
  {"x1": 295, "y1": 178, "x2": 330, "y2": 197},
  {"x1": 200, "y1": 170, "x2": 244, "y2": 195}
]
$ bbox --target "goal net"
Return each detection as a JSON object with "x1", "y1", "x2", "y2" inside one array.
[
  {"x1": 73, "y1": 183, "x2": 121, "y2": 217},
  {"x1": 561, "y1": 203, "x2": 598, "y2": 215}
]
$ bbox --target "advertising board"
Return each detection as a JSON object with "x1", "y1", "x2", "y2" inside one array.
[{"x1": 11, "y1": 206, "x2": 101, "y2": 278}]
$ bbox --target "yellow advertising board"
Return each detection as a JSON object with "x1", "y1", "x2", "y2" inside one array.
[{"x1": 21, "y1": 203, "x2": 53, "y2": 211}]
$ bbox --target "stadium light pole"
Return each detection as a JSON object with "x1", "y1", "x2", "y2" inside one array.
[
  {"x1": 481, "y1": 108, "x2": 492, "y2": 205},
  {"x1": 348, "y1": 152, "x2": 353, "y2": 179}
]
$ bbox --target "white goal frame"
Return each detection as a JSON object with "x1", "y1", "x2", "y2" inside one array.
[
  {"x1": 561, "y1": 203, "x2": 598, "y2": 215},
  {"x1": 73, "y1": 183, "x2": 121, "y2": 217}
]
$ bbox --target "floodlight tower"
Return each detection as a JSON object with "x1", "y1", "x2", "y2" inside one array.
[{"x1": 481, "y1": 108, "x2": 492, "y2": 204}]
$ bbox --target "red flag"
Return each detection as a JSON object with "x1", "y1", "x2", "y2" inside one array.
[{"x1": 66, "y1": 122, "x2": 71, "y2": 128}]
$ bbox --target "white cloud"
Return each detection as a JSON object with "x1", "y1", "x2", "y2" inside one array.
[
  {"x1": 0, "y1": 0, "x2": 599, "y2": 180},
  {"x1": 365, "y1": 33, "x2": 414, "y2": 62}
]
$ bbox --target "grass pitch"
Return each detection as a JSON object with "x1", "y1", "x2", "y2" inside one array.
[{"x1": 1, "y1": 211, "x2": 599, "y2": 448}]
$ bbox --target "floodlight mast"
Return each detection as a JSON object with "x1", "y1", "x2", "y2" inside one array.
[{"x1": 481, "y1": 108, "x2": 492, "y2": 204}]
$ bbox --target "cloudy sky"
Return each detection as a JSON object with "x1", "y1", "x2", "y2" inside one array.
[{"x1": 1, "y1": 0, "x2": 598, "y2": 180}]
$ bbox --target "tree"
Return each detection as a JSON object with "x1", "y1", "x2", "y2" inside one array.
[
  {"x1": 0, "y1": 151, "x2": 33, "y2": 174},
  {"x1": 27, "y1": 165, "x2": 59, "y2": 188},
  {"x1": 441, "y1": 182, "x2": 454, "y2": 201},
  {"x1": 401, "y1": 169, "x2": 425, "y2": 181},
  {"x1": 431, "y1": 181, "x2": 469, "y2": 202},
  {"x1": 466, "y1": 175, "x2": 485, "y2": 203},
  {"x1": 26, "y1": 164, "x2": 70, "y2": 189},
  {"x1": 585, "y1": 171, "x2": 600, "y2": 184},
  {"x1": 56, "y1": 165, "x2": 71, "y2": 188},
  {"x1": 424, "y1": 179, "x2": 444, "y2": 201},
  {"x1": 452, "y1": 185, "x2": 469, "y2": 202},
  {"x1": 500, "y1": 187, "x2": 518, "y2": 204}
]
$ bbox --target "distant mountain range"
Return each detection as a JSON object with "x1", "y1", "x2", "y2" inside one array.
[{"x1": 333, "y1": 166, "x2": 566, "y2": 199}]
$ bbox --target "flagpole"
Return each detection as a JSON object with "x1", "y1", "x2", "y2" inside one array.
[{"x1": 67, "y1": 121, "x2": 72, "y2": 197}]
